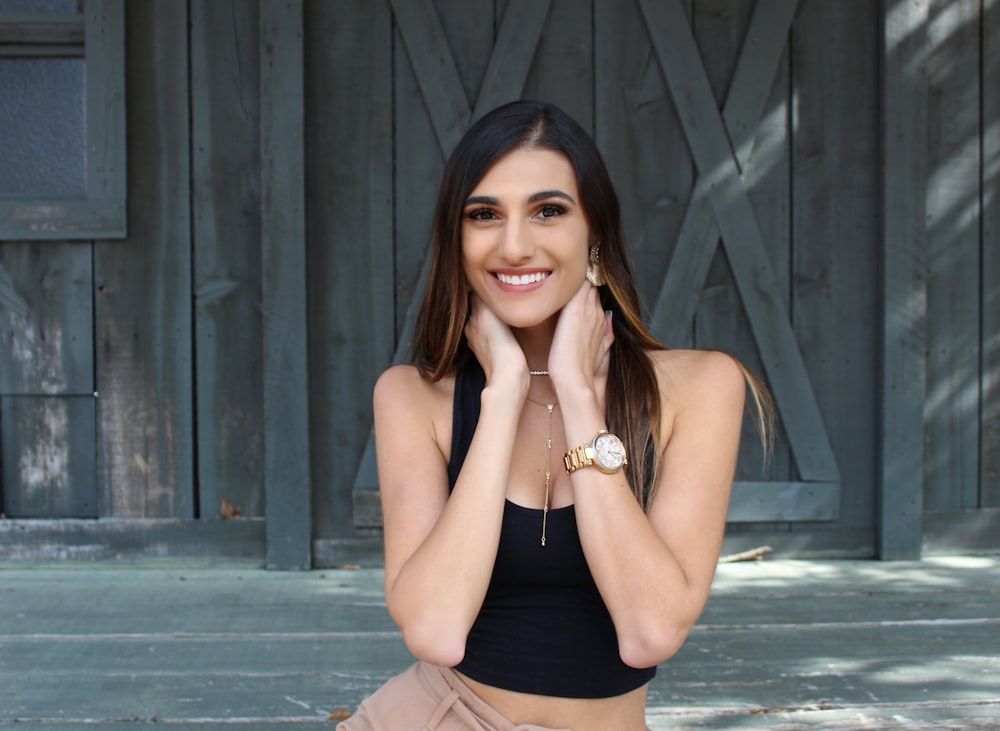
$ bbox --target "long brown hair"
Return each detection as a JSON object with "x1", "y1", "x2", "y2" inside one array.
[{"x1": 412, "y1": 100, "x2": 771, "y2": 508}]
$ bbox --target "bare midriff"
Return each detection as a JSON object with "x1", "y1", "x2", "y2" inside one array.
[{"x1": 455, "y1": 671, "x2": 649, "y2": 731}]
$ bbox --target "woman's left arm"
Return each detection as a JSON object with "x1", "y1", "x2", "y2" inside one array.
[{"x1": 552, "y1": 288, "x2": 745, "y2": 669}]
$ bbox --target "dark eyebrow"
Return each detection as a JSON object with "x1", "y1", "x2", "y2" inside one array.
[
  {"x1": 528, "y1": 190, "x2": 576, "y2": 205},
  {"x1": 463, "y1": 195, "x2": 499, "y2": 207},
  {"x1": 463, "y1": 190, "x2": 577, "y2": 207}
]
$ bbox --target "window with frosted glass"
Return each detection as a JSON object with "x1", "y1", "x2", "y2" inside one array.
[
  {"x1": 0, "y1": 0, "x2": 126, "y2": 240},
  {"x1": 0, "y1": 57, "x2": 86, "y2": 195}
]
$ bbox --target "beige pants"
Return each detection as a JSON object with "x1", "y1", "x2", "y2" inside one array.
[{"x1": 336, "y1": 661, "x2": 571, "y2": 730}]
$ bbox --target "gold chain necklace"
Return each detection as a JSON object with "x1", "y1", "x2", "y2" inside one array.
[{"x1": 527, "y1": 396, "x2": 557, "y2": 547}]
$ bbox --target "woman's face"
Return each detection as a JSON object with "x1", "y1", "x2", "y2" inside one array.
[{"x1": 461, "y1": 147, "x2": 590, "y2": 330}]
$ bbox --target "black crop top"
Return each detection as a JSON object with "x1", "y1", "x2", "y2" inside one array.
[{"x1": 448, "y1": 360, "x2": 657, "y2": 698}]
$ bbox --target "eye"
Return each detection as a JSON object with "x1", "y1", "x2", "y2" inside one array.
[
  {"x1": 536, "y1": 203, "x2": 565, "y2": 219},
  {"x1": 467, "y1": 207, "x2": 498, "y2": 221}
]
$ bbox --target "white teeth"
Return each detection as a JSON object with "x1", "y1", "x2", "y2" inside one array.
[{"x1": 496, "y1": 271, "x2": 547, "y2": 285}]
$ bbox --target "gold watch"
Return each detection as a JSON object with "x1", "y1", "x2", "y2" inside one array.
[{"x1": 563, "y1": 431, "x2": 628, "y2": 474}]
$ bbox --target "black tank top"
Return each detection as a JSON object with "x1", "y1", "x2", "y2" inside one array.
[{"x1": 448, "y1": 360, "x2": 657, "y2": 698}]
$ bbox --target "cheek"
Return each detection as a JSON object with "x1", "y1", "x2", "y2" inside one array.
[
  {"x1": 461, "y1": 232, "x2": 492, "y2": 277},
  {"x1": 460, "y1": 252, "x2": 488, "y2": 297}
]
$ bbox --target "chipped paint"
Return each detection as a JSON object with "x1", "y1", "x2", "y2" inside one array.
[
  {"x1": 17, "y1": 398, "x2": 70, "y2": 497},
  {"x1": 6, "y1": 317, "x2": 68, "y2": 394}
]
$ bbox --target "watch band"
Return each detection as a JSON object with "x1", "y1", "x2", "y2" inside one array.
[{"x1": 563, "y1": 443, "x2": 596, "y2": 474}]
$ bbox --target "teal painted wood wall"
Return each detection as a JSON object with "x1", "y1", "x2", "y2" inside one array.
[{"x1": 0, "y1": 0, "x2": 996, "y2": 563}]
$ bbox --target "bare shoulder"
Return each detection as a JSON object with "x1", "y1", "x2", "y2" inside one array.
[
  {"x1": 373, "y1": 363, "x2": 455, "y2": 454},
  {"x1": 374, "y1": 363, "x2": 454, "y2": 403},
  {"x1": 648, "y1": 348, "x2": 746, "y2": 423}
]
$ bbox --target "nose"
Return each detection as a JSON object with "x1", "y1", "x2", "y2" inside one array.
[{"x1": 498, "y1": 218, "x2": 535, "y2": 263}]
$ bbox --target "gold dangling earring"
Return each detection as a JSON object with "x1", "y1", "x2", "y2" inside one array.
[{"x1": 586, "y1": 242, "x2": 606, "y2": 287}]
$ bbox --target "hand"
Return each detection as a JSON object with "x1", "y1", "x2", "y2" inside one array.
[
  {"x1": 549, "y1": 281, "x2": 614, "y2": 408},
  {"x1": 465, "y1": 294, "x2": 530, "y2": 396}
]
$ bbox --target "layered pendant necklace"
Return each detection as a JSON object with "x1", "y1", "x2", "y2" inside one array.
[
  {"x1": 527, "y1": 398, "x2": 556, "y2": 547},
  {"x1": 529, "y1": 369, "x2": 555, "y2": 547},
  {"x1": 541, "y1": 401, "x2": 555, "y2": 547}
]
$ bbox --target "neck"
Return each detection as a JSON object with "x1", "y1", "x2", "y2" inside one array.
[
  {"x1": 511, "y1": 317, "x2": 557, "y2": 374},
  {"x1": 512, "y1": 319, "x2": 558, "y2": 405}
]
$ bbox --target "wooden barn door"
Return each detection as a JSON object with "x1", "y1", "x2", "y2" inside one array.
[
  {"x1": 633, "y1": 0, "x2": 842, "y2": 523},
  {"x1": 323, "y1": 0, "x2": 841, "y2": 545}
]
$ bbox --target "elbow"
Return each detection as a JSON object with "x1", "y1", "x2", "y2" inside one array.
[
  {"x1": 399, "y1": 623, "x2": 467, "y2": 668},
  {"x1": 618, "y1": 622, "x2": 693, "y2": 669}
]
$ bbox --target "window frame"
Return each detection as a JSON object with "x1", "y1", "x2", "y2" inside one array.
[{"x1": 0, "y1": 0, "x2": 126, "y2": 240}]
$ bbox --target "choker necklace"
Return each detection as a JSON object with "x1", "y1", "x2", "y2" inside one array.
[{"x1": 529, "y1": 369, "x2": 549, "y2": 376}]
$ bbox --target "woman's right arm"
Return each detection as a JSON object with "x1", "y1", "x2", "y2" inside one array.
[{"x1": 374, "y1": 362, "x2": 523, "y2": 667}]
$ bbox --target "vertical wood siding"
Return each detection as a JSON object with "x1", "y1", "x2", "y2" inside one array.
[
  {"x1": 984, "y1": 0, "x2": 1000, "y2": 508},
  {"x1": 305, "y1": 0, "x2": 394, "y2": 539},
  {"x1": 93, "y1": 0, "x2": 193, "y2": 518},
  {"x1": 0, "y1": 242, "x2": 95, "y2": 517},
  {"x1": 1, "y1": 396, "x2": 95, "y2": 517},
  {"x1": 190, "y1": 1, "x2": 265, "y2": 521},
  {"x1": 925, "y1": 0, "x2": 983, "y2": 510},
  {"x1": 790, "y1": 0, "x2": 879, "y2": 532},
  {"x1": 879, "y1": 0, "x2": 929, "y2": 558}
]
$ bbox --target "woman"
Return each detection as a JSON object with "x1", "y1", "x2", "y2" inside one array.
[{"x1": 339, "y1": 100, "x2": 771, "y2": 731}]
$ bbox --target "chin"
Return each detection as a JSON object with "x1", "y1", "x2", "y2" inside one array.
[{"x1": 505, "y1": 312, "x2": 559, "y2": 331}]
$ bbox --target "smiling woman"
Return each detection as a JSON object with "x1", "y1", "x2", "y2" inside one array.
[
  {"x1": 336, "y1": 100, "x2": 773, "y2": 731},
  {"x1": 460, "y1": 147, "x2": 590, "y2": 333}
]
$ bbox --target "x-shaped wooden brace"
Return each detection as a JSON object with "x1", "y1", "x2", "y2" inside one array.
[
  {"x1": 638, "y1": 0, "x2": 841, "y2": 492},
  {"x1": 353, "y1": 0, "x2": 552, "y2": 493}
]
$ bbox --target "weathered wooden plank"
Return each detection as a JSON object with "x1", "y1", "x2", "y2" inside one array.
[
  {"x1": 389, "y1": 1, "x2": 458, "y2": 339},
  {"x1": 93, "y1": 0, "x2": 193, "y2": 518},
  {"x1": 689, "y1": 0, "x2": 795, "y2": 485},
  {"x1": 879, "y1": 0, "x2": 928, "y2": 559},
  {"x1": 924, "y1": 0, "x2": 983, "y2": 511},
  {"x1": 85, "y1": 0, "x2": 126, "y2": 211},
  {"x1": 790, "y1": 1, "x2": 880, "y2": 519},
  {"x1": 389, "y1": 0, "x2": 472, "y2": 155},
  {"x1": 638, "y1": 0, "x2": 840, "y2": 489},
  {"x1": 0, "y1": 199, "x2": 125, "y2": 240},
  {"x1": 984, "y1": 0, "x2": 1000, "y2": 508},
  {"x1": 0, "y1": 243, "x2": 92, "y2": 395},
  {"x1": 355, "y1": 479, "x2": 838, "y2": 526},
  {"x1": 190, "y1": 1, "x2": 264, "y2": 520},
  {"x1": 0, "y1": 519, "x2": 263, "y2": 561},
  {"x1": 0, "y1": 655, "x2": 409, "y2": 724},
  {"x1": 259, "y1": 0, "x2": 311, "y2": 569},
  {"x1": 0, "y1": 723, "x2": 333, "y2": 731},
  {"x1": 312, "y1": 536, "x2": 387, "y2": 568},
  {"x1": 306, "y1": 0, "x2": 393, "y2": 539},
  {"x1": 3, "y1": 622, "x2": 998, "y2": 723},
  {"x1": 351, "y1": 0, "x2": 487, "y2": 506},
  {"x1": 0, "y1": 396, "x2": 96, "y2": 518},
  {"x1": 652, "y1": 0, "x2": 797, "y2": 348},
  {"x1": 727, "y1": 481, "x2": 839, "y2": 522},
  {"x1": 0, "y1": 13, "x2": 83, "y2": 45},
  {"x1": 594, "y1": 0, "x2": 693, "y2": 311},
  {"x1": 923, "y1": 509, "x2": 1000, "y2": 555},
  {"x1": 1, "y1": 592, "x2": 395, "y2": 637},
  {"x1": 502, "y1": 0, "x2": 580, "y2": 126}
]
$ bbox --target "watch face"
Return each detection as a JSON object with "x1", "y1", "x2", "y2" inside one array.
[{"x1": 593, "y1": 433, "x2": 626, "y2": 471}]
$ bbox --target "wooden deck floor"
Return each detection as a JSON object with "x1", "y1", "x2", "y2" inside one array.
[{"x1": 1, "y1": 556, "x2": 998, "y2": 730}]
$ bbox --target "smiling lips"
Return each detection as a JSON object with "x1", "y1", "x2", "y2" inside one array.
[{"x1": 494, "y1": 271, "x2": 550, "y2": 286}]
